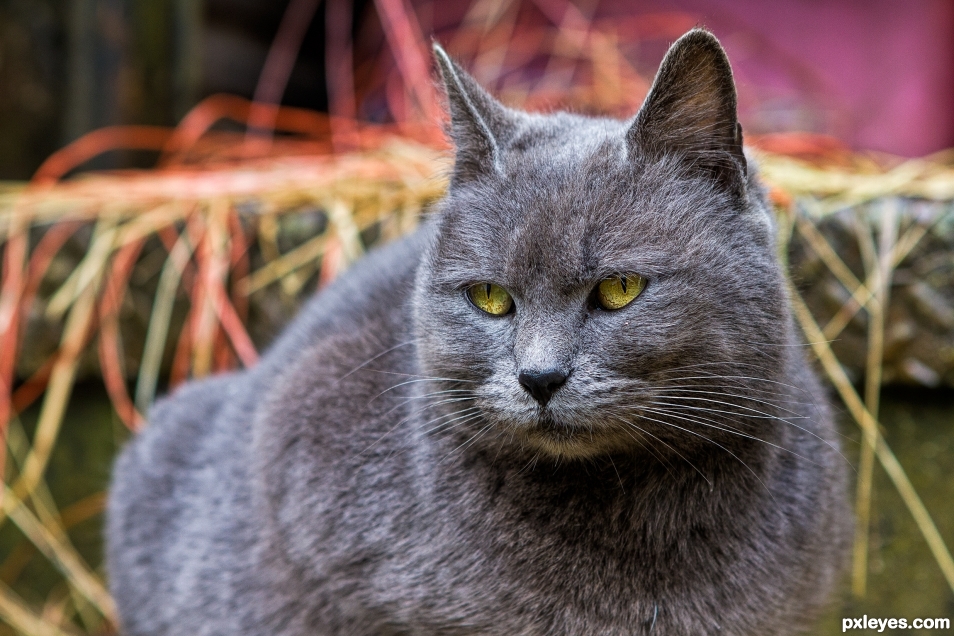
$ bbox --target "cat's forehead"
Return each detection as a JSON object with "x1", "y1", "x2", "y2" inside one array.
[
  {"x1": 437, "y1": 119, "x2": 738, "y2": 290},
  {"x1": 503, "y1": 113, "x2": 626, "y2": 164}
]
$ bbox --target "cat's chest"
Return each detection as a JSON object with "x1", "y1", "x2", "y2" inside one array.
[{"x1": 369, "y1": 460, "x2": 730, "y2": 633}]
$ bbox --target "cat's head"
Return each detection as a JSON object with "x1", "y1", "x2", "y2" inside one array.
[{"x1": 413, "y1": 30, "x2": 790, "y2": 461}]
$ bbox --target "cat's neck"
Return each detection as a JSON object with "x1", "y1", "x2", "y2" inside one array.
[{"x1": 425, "y1": 431, "x2": 779, "y2": 518}]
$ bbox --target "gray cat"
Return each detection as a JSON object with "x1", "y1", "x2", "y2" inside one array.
[{"x1": 107, "y1": 29, "x2": 850, "y2": 635}]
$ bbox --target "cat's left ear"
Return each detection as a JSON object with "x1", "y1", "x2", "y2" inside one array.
[
  {"x1": 627, "y1": 29, "x2": 747, "y2": 193},
  {"x1": 433, "y1": 43, "x2": 516, "y2": 186}
]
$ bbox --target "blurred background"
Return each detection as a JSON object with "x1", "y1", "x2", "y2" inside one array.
[
  {"x1": 3, "y1": 0, "x2": 954, "y2": 180},
  {"x1": 1, "y1": 1, "x2": 953, "y2": 634}
]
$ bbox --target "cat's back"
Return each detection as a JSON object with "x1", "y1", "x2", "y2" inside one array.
[{"x1": 106, "y1": 226, "x2": 430, "y2": 634}]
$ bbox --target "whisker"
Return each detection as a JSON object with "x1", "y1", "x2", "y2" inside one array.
[
  {"x1": 370, "y1": 377, "x2": 476, "y2": 403},
  {"x1": 361, "y1": 369, "x2": 479, "y2": 382},
  {"x1": 359, "y1": 403, "x2": 479, "y2": 455},
  {"x1": 372, "y1": 392, "x2": 474, "y2": 423},
  {"x1": 419, "y1": 408, "x2": 483, "y2": 437},
  {"x1": 604, "y1": 412, "x2": 707, "y2": 486},
  {"x1": 397, "y1": 389, "x2": 474, "y2": 400},
  {"x1": 651, "y1": 372, "x2": 808, "y2": 394},
  {"x1": 621, "y1": 409, "x2": 781, "y2": 508},
  {"x1": 637, "y1": 404, "x2": 825, "y2": 469},
  {"x1": 644, "y1": 395, "x2": 807, "y2": 421},
  {"x1": 645, "y1": 386, "x2": 817, "y2": 409},
  {"x1": 606, "y1": 454, "x2": 625, "y2": 492},
  {"x1": 641, "y1": 399, "x2": 853, "y2": 468},
  {"x1": 375, "y1": 410, "x2": 484, "y2": 464},
  {"x1": 380, "y1": 392, "x2": 474, "y2": 415},
  {"x1": 335, "y1": 338, "x2": 420, "y2": 383},
  {"x1": 440, "y1": 422, "x2": 495, "y2": 465}
]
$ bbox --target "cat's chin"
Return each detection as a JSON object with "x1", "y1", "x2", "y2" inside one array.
[{"x1": 520, "y1": 417, "x2": 634, "y2": 460}]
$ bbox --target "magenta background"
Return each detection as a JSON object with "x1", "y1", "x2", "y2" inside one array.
[
  {"x1": 425, "y1": 0, "x2": 954, "y2": 157},
  {"x1": 611, "y1": 0, "x2": 954, "y2": 156}
]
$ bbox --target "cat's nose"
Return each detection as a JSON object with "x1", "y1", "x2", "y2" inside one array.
[{"x1": 518, "y1": 369, "x2": 569, "y2": 406}]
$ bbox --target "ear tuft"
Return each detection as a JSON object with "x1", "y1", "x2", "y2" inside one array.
[
  {"x1": 627, "y1": 29, "x2": 746, "y2": 192},
  {"x1": 433, "y1": 43, "x2": 515, "y2": 186}
]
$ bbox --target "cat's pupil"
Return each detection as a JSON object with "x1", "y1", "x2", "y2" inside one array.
[
  {"x1": 620, "y1": 277, "x2": 627, "y2": 293},
  {"x1": 485, "y1": 283, "x2": 491, "y2": 298}
]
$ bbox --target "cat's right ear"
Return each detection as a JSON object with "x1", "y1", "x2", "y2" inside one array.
[{"x1": 433, "y1": 43, "x2": 515, "y2": 186}]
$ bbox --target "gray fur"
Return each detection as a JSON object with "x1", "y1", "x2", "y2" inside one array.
[{"x1": 107, "y1": 29, "x2": 849, "y2": 635}]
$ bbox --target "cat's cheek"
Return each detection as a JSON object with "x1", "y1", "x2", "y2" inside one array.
[{"x1": 580, "y1": 309, "x2": 659, "y2": 362}]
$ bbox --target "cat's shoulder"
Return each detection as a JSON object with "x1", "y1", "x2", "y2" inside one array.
[
  {"x1": 257, "y1": 222, "x2": 433, "y2": 370},
  {"x1": 111, "y1": 222, "x2": 431, "y2": 523},
  {"x1": 251, "y1": 222, "x2": 433, "y2": 459}
]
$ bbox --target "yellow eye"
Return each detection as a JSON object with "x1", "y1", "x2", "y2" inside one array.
[
  {"x1": 596, "y1": 274, "x2": 646, "y2": 310},
  {"x1": 467, "y1": 283, "x2": 513, "y2": 316}
]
